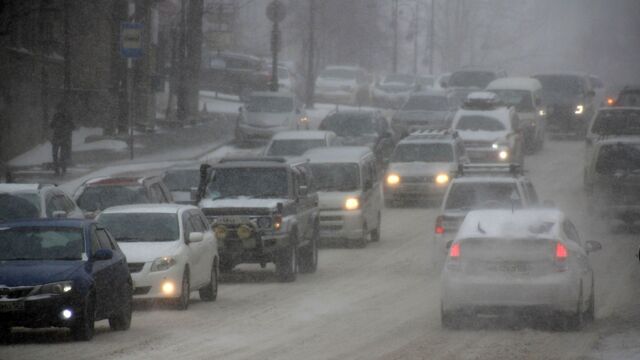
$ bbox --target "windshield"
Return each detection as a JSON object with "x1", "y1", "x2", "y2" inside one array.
[
  {"x1": 0, "y1": 193, "x2": 40, "y2": 221},
  {"x1": 0, "y1": 227, "x2": 84, "y2": 261},
  {"x1": 617, "y1": 91, "x2": 640, "y2": 107},
  {"x1": 267, "y1": 139, "x2": 326, "y2": 156},
  {"x1": 591, "y1": 110, "x2": 640, "y2": 136},
  {"x1": 455, "y1": 115, "x2": 506, "y2": 131},
  {"x1": 445, "y1": 182, "x2": 521, "y2": 210},
  {"x1": 246, "y1": 96, "x2": 293, "y2": 113},
  {"x1": 489, "y1": 89, "x2": 535, "y2": 112},
  {"x1": 595, "y1": 143, "x2": 640, "y2": 175},
  {"x1": 319, "y1": 114, "x2": 377, "y2": 136},
  {"x1": 309, "y1": 163, "x2": 360, "y2": 191},
  {"x1": 76, "y1": 186, "x2": 149, "y2": 212},
  {"x1": 383, "y1": 74, "x2": 414, "y2": 84},
  {"x1": 392, "y1": 143, "x2": 454, "y2": 163},
  {"x1": 99, "y1": 213, "x2": 180, "y2": 242},
  {"x1": 163, "y1": 170, "x2": 200, "y2": 192},
  {"x1": 402, "y1": 96, "x2": 449, "y2": 111},
  {"x1": 533, "y1": 75, "x2": 584, "y2": 100},
  {"x1": 207, "y1": 167, "x2": 288, "y2": 199},
  {"x1": 319, "y1": 68, "x2": 357, "y2": 80},
  {"x1": 449, "y1": 71, "x2": 496, "y2": 88}
]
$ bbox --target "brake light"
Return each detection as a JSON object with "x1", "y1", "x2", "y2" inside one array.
[
  {"x1": 435, "y1": 216, "x2": 445, "y2": 234},
  {"x1": 555, "y1": 242, "x2": 568, "y2": 259},
  {"x1": 449, "y1": 243, "x2": 460, "y2": 258},
  {"x1": 606, "y1": 97, "x2": 615, "y2": 106}
]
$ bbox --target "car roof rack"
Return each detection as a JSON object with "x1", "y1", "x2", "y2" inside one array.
[
  {"x1": 406, "y1": 128, "x2": 459, "y2": 139},
  {"x1": 457, "y1": 163, "x2": 523, "y2": 177},
  {"x1": 218, "y1": 157, "x2": 288, "y2": 164}
]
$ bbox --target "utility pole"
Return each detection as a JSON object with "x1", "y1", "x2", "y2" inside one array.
[
  {"x1": 412, "y1": 0, "x2": 419, "y2": 74},
  {"x1": 305, "y1": 0, "x2": 315, "y2": 108},
  {"x1": 429, "y1": 0, "x2": 435, "y2": 74},
  {"x1": 392, "y1": 0, "x2": 398, "y2": 73}
]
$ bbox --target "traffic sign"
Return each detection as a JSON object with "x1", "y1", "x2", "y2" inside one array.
[
  {"x1": 266, "y1": 0, "x2": 286, "y2": 23},
  {"x1": 121, "y1": 22, "x2": 143, "y2": 58}
]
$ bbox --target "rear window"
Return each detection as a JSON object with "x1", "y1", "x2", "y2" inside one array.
[
  {"x1": 445, "y1": 182, "x2": 521, "y2": 211},
  {"x1": 591, "y1": 110, "x2": 640, "y2": 136},
  {"x1": 595, "y1": 143, "x2": 640, "y2": 175},
  {"x1": 455, "y1": 115, "x2": 505, "y2": 131},
  {"x1": 76, "y1": 186, "x2": 149, "y2": 212},
  {"x1": 616, "y1": 91, "x2": 640, "y2": 107}
]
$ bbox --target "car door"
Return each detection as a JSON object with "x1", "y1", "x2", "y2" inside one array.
[
  {"x1": 183, "y1": 211, "x2": 206, "y2": 288},
  {"x1": 366, "y1": 157, "x2": 382, "y2": 229},
  {"x1": 194, "y1": 211, "x2": 216, "y2": 282},
  {"x1": 293, "y1": 166, "x2": 314, "y2": 244},
  {"x1": 90, "y1": 225, "x2": 120, "y2": 318},
  {"x1": 563, "y1": 220, "x2": 591, "y2": 303}
]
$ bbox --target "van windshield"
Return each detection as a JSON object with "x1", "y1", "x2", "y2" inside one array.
[{"x1": 309, "y1": 163, "x2": 360, "y2": 191}]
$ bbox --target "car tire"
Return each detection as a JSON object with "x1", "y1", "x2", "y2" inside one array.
[
  {"x1": 557, "y1": 287, "x2": 583, "y2": 331},
  {"x1": 175, "y1": 269, "x2": 190, "y2": 310},
  {"x1": 370, "y1": 212, "x2": 381, "y2": 242},
  {"x1": 298, "y1": 226, "x2": 318, "y2": 274},
  {"x1": 276, "y1": 238, "x2": 298, "y2": 282},
  {"x1": 199, "y1": 261, "x2": 218, "y2": 302},
  {"x1": 441, "y1": 304, "x2": 462, "y2": 330},
  {"x1": 71, "y1": 295, "x2": 95, "y2": 341},
  {"x1": 109, "y1": 283, "x2": 132, "y2": 331}
]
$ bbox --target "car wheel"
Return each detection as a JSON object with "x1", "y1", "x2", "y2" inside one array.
[
  {"x1": 556, "y1": 286, "x2": 583, "y2": 331},
  {"x1": 109, "y1": 283, "x2": 132, "y2": 331},
  {"x1": 351, "y1": 223, "x2": 368, "y2": 248},
  {"x1": 71, "y1": 295, "x2": 95, "y2": 341},
  {"x1": 175, "y1": 269, "x2": 190, "y2": 310},
  {"x1": 199, "y1": 261, "x2": 218, "y2": 302},
  {"x1": 276, "y1": 238, "x2": 298, "y2": 282},
  {"x1": 370, "y1": 212, "x2": 381, "y2": 242},
  {"x1": 298, "y1": 226, "x2": 319, "y2": 274},
  {"x1": 441, "y1": 304, "x2": 462, "y2": 330}
]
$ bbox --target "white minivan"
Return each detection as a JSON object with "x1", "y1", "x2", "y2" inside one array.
[
  {"x1": 304, "y1": 146, "x2": 382, "y2": 248},
  {"x1": 98, "y1": 204, "x2": 218, "y2": 310}
]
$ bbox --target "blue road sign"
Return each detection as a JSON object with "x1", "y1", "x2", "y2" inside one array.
[{"x1": 121, "y1": 22, "x2": 143, "y2": 58}]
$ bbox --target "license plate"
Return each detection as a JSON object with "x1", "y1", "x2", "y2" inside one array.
[
  {"x1": 497, "y1": 262, "x2": 528, "y2": 272},
  {"x1": 218, "y1": 216, "x2": 244, "y2": 225},
  {"x1": 0, "y1": 300, "x2": 25, "y2": 312}
]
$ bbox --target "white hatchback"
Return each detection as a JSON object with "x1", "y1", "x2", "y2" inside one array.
[{"x1": 97, "y1": 204, "x2": 218, "y2": 310}]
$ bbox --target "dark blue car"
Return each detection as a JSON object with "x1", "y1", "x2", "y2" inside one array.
[{"x1": 0, "y1": 219, "x2": 132, "y2": 341}]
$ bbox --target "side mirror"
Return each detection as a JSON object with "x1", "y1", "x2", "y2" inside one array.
[
  {"x1": 585, "y1": 240, "x2": 602, "y2": 254},
  {"x1": 52, "y1": 210, "x2": 67, "y2": 218},
  {"x1": 188, "y1": 232, "x2": 204, "y2": 243},
  {"x1": 93, "y1": 248, "x2": 113, "y2": 261},
  {"x1": 299, "y1": 185, "x2": 308, "y2": 196}
]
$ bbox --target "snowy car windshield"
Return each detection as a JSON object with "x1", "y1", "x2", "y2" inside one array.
[
  {"x1": 207, "y1": 167, "x2": 288, "y2": 199},
  {"x1": 402, "y1": 96, "x2": 449, "y2": 111},
  {"x1": 489, "y1": 90, "x2": 535, "y2": 112},
  {"x1": 0, "y1": 227, "x2": 84, "y2": 261},
  {"x1": 445, "y1": 182, "x2": 521, "y2": 210},
  {"x1": 163, "y1": 169, "x2": 200, "y2": 191},
  {"x1": 76, "y1": 186, "x2": 150, "y2": 212},
  {"x1": 309, "y1": 163, "x2": 360, "y2": 191},
  {"x1": 392, "y1": 143, "x2": 454, "y2": 163},
  {"x1": 319, "y1": 113, "x2": 377, "y2": 136},
  {"x1": 246, "y1": 96, "x2": 293, "y2": 113},
  {"x1": 591, "y1": 110, "x2": 640, "y2": 136},
  {"x1": 266, "y1": 140, "x2": 326, "y2": 156},
  {"x1": 456, "y1": 115, "x2": 506, "y2": 131},
  {"x1": 99, "y1": 213, "x2": 180, "y2": 242},
  {"x1": 595, "y1": 143, "x2": 640, "y2": 175},
  {"x1": 534, "y1": 75, "x2": 584, "y2": 101}
]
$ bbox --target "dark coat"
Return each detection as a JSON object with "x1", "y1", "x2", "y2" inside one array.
[{"x1": 51, "y1": 110, "x2": 74, "y2": 143}]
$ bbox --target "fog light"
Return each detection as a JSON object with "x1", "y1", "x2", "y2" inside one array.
[
  {"x1": 214, "y1": 225, "x2": 227, "y2": 240},
  {"x1": 498, "y1": 150, "x2": 509, "y2": 160},
  {"x1": 237, "y1": 224, "x2": 252, "y2": 239},
  {"x1": 161, "y1": 281, "x2": 176, "y2": 296},
  {"x1": 61, "y1": 309, "x2": 73, "y2": 319}
]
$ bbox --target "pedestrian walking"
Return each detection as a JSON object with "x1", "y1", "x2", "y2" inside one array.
[{"x1": 50, "y1": 102, "x2": 74, "y2": 175}]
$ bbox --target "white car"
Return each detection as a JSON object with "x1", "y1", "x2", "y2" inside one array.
[
  {"x1": 371, "y1": 73, "x2": 417, "y2": 109},
  {"x1": 0, "y1": 183, "x2": 84, "y2": 220},
  {"x1": 441, "y1": 209, "x2": 602, "y2": 330},
  {"x1": 263, "y1": 130, "x2": 337, "y2": 157},
  {"x1": 97, "y1": 204, "x2": 218, "y2": 310},
  {"x1": 236, "y1": 91, "x2": 308, "y2": 143},
  {"x1": 451, "y1": 91, "x2": 524, "y2": 166},
  {"x1": 315, "y1": 65, "x2": 372, "y2": 106}
]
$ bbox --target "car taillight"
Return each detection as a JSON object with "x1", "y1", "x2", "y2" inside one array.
[
  {"x1": 449, "y1": 243, "x2": 460, "y2": 258},
  {"x1": 554, "y1": 242, "x2": 568, "y2": 271},
  {"x1": 273, "y1": 214, "x2": 282, "y2": 230},
  {"x1": 435, "y1": 215, "x2": 445, "y2": 234}
]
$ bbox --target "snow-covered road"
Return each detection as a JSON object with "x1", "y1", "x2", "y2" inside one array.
[{"x1": 3, "y1": 139, "x2": 640, "y2": 360}]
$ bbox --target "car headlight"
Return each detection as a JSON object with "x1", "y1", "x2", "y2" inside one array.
[
  {"x1": 299, "y1": 116, "x2": 309, "y2": 123},
  {"x1": 539, "y1": 109, "x2": 546, "y2": 116},
  {"x1": 344, "y1": 197, "x2": 360, "y2": 210},
  {"x1": 575, "y1": 104, "x2": 584, "y2": 115},
  {"x1": 386, "y1": 173, "x2": 400, "y2": 186},
  {"x1": 498, "y1": 150, "x2": 509, "y2": 160},
  {"x1": 435, "y1": 173, "x2": 449, "y2": 185},
  {"x1": 237, "y1": 224, "x2": 253, "y2": 239},
  {"x1": 150, "y1": 256, "x2": 177, "y2": 272},
  {"x1": 214, "y1": 225, "x2": 228, "y2": 240},
  {"x1": 491, "y1": 143, "x2": 499, "y2": 149},
  {"x1": 33, "y1": 281, "x2": 73, "y2": 295}
]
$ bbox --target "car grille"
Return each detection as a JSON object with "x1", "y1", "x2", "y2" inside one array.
[
  {"x1": 321, "y1": 225, "x2": 343, "y2": 231},
  {"x1": 133, "y1": 286, "x2": 151, "y2": 295},
  {"x1": 402, "y1": 176, "x2": 434, "y2": 183},
  {"x1": 0, "y1": 286, "x2": 34, "y2": 299},
  {"x1": 128, "y1": 262, "x2": 145, "y2": 273},
  {"x1": 464, "y1": 140, "x2": 492, "y2": 148}
]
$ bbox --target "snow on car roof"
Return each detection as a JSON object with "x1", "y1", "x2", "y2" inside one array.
[
  {"x1": 85, "y1": 176, "x2": 146, "y2": 186},
  {"x1": 271, "y1": 130, "x2": 332, "y2": 140},
  {"x1": 0, "y1": 183, "x2": 42, "y2": 192},
  {"x1": 486, "y1": 77, "x2": 542, "y2": 91},
  {"x1": 454, "y1": 106, "x2": 511, "y2": 124},
  {"x1": 467, "y1": 91, "x2": 499, "y2": 101},
  {"x1": 456, "y1": 209, "x2": 564, "y2": 240},
  {"x1": 100, "y1": 203, "x2": 195, "y2": 214},
  {"x1": 304, "y1": 146, "x2": 372, "y2": 163}
]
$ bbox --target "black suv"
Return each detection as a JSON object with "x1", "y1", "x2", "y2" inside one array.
[
  {"x1": 196, "y1": 158, "x2": 319, "y2": 282},
  {"x1": 201, "y1": 52, "x2": 271, "y2": 100}
]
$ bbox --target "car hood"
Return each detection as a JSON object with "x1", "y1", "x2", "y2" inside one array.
[
  {"x1": 388, "y1": 162, "x2": 456, "y2": 176},
  {"x1": 244, "y1": 112, "x2": 291, "y2": 127},
  {"x1": 118, "y1": 240, "x2": 182, "y2": 263},
  {"x1": 318, "y1": 191, "x2": 361, "y2": 210},
  {"x1": 393, "y1": 110, "x2": 448, "y2": 122},
  {"x1": 0, "y1": 260, "x2": 85, "y2": 287},
  {"x1": 199, "y1": 197, "x2": 285, "y2": 210},
  {"x1": 458, "y1": 130, "x2": 508, "y2": 143}
]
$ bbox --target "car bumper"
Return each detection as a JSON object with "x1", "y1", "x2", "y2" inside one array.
[
  {"x1": 441, "y1": 270, "x2": 577, "y2": 313},
  {"x1": 219, "y1": 232, "x2": 292, "y2": 262},
  {"x1": 318, "y1": 209, "x2": 365, "y2": 240},
  {"x1": 0, "y1": 294, "x2": 83, "y2": 328},
  {"x1": 384, "y1": 183, "x2": 447, "y2": 202},
  {"x1": 129, "y1": 264, "x2": 184, "y2": 300}
]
